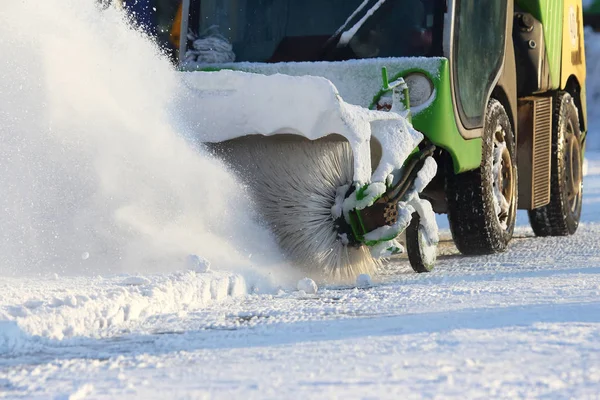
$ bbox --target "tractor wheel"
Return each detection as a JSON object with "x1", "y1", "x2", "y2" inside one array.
[
  {"x1": 528, "y1": 92, "x2": 583, "y2": 236},
  {"x1": 446, "y1": 99, "x2": 518, "y2": 255},
  {"x1": 406, "y1": 212, "x2": 437, "y2": 273}
]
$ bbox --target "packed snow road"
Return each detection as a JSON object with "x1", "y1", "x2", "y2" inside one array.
[{"x1": 0, "y1": 153, "x2": 599, "y2": 399}]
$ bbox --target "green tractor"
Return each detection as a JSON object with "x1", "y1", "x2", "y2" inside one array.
[{"x1": 176, "y1": 0, "x2": 587, "y2": 276}]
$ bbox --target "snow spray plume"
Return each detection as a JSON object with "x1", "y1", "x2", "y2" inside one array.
[{"x1": 0, "y1": 0, "x2": 298, "y2": 287}]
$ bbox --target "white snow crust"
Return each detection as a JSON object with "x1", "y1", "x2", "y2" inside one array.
[
  {"x1": 0, "y1": 272, "x2": 246, "y2": 346},
  {"x1": 182, "y1": 57, "x2": 445, "y2": 111},
  {"x1": 413, "y1": 156, "x2": 438, "y2": 193},
  {"x1": 180, "y1": 69, "x2": 423, "y2": 185}
]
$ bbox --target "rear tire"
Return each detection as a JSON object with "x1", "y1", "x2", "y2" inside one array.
[
  {"x1": 446, "y1": 99, "x2": 518, "y2": 255},
  {"x1": 528, "y1": 92, "x2": 583, "y2": 236}
]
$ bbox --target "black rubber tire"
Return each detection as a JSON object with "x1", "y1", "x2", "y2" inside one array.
[
  {"x1": 406, "y1": 212, "x2": 436, "y2": 273},
  {"x1": 446, "y1": 99, "x2": 518, "y2": 255},
  {"x1": 528, "y1": 92, "x2": 583, "y2": 236}
]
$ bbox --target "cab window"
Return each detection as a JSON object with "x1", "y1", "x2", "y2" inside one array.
[{"x1": 453, "y1": 0, "x2": 507, "y2": 128}]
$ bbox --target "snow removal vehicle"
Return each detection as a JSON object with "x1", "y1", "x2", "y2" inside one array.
[{"x1": 174, "y1": 0, "x2": 587, "y2": 281}]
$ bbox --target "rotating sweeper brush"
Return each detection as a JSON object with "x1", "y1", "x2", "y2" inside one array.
[
  {"x1": 210, "y1": 133, "x2": 438, "y2": 281},
  {"x1": 209, "y1": 136, "x2": 376, "y2": 281}
]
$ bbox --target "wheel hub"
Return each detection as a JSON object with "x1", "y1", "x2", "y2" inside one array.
[{"x1": 493, "y1": 128, "x2": 514, "y2": 229}]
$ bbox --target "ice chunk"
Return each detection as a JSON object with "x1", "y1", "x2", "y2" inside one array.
[
  {"x1": 297, "y1": 278, "x2": 318, "y2": 294},
  {"x1": 0, "y1": 321, "x2": 29, "y2": 355},
  {"x1": 121, "y1": 276, "x2": 151, "y2": 286},
  {"x1": 356, "y1": 273, "x2": 372, "y2": 288},
  {"x1": 186, "y1": 254, "x2": 211, "y2": 273}
]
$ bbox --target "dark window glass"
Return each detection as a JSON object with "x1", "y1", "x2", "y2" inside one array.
[
  {"x1": 453, "y1": 0, "x2": 506, "y2": 128},
  {"x1": 187, "y1": 0, "x2": 444, "y2": 63}
]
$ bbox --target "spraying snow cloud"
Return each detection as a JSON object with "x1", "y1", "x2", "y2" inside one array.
[{"x1": 0, "y1": 0, "x2": 296, "y2": 287}]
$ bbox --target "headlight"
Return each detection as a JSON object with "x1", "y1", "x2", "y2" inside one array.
[{"x1": 404, "y1": 73, "x2": 434, "y2": 108}]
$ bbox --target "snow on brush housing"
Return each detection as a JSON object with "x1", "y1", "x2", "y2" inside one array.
[
  {"x1": 178, "y1": 66, "x2": 438, "y2": 265},
  {"x1": 180, "y1": 62, "x2": 435, "y2": 184}
]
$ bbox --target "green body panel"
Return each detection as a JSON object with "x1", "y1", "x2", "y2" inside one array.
[
  {"x1": 370, "y1": 59, "x2": 482, "y2": 173},
  {"x1": 516, "y1": 0, "x2": 563, "y2": 89},
  {"x1": 183, "y1": 57, "x2": 482, "y2": 173}
]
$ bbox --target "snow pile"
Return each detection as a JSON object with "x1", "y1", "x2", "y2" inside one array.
[
  {"x1": 297, "y1": 278, "x2": 318, "y2": 294},
  {"x1": 183, "y1": 57, "x2": 444, "y2": 112},
  {"x1": 586, "y1": 28, "x2": 600, "y2": 149},
  {"x1": 0, "y1": 271, "x2": 247, "y2": 349},
  {"x1": 0, "y1": 321, "x2": 32, "y2": 355},
  {"x1": 180, "y1": 70, "x2": 423, "y2": 184},
  {"x1": 0, "y1": 0, "x2": 297, "y2": 288}
]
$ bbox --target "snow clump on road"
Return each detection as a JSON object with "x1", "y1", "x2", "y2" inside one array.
[
  {"x1": 356, "y1": 273, "x2": 372, "y2": 287},
  {"x1": 297, "y1": 278, "x2": 318, "y2": 294}
]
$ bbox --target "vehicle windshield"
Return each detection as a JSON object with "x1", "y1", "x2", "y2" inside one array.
[{"x1": 186, "y1": 0, "x2": 444, "y2": 63}]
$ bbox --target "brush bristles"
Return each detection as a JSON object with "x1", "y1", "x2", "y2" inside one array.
[{"x1": 210, "y1": 136, "x2": 379, "y2": 282}]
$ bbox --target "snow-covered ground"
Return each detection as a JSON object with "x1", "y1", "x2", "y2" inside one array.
[
  {"x1": 2, "y1": 2, "x2": 600, "y2": 399},
  {"x1": 1, "y1": 155, "x2": 600, "y2": 399}
]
